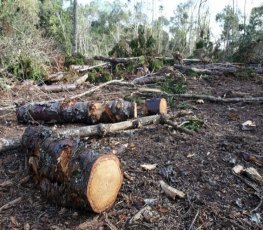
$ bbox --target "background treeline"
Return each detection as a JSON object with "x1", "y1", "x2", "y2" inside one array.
[{"x1": 0, "y1": 0, "x2": 262, "y2": 80}]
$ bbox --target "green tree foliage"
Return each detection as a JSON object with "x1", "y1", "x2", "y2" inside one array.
[
  {"x1": 38, "y1": 0, "x2": 72, "y2": 54},
  {"x1": 0, "y1": 0, "x2": 51, "y2": 80},
  {"x1": 233, "y1": 5, "x2": 263, "y2": 63},
  {"x1": 216, "y1": 5, "x2": 240, "y2": 60}
]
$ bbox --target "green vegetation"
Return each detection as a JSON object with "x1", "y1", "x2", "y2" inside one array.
[
  {"x1": 181, "y1": 119, "x2": 203, "y2": 132},
  {"x1": 160, "y1": 75, "x2": 186, "y2": 94},
  {"x1": 0, "y1": 0, "x2": 262, "y2": 81}
]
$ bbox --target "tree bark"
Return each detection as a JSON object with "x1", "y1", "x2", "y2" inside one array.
[
  {"x1": 0, "y1": 114, "x2": 164, "y2": 153},
  {"x1": 16, "y1": 99, "x2": 137, "y2": 124},
  {"x1": 72, "y1": 0, "x2": 78, "y2": 54},
  {"x1": 22, "y1": 126, "x2": 123, "y2": 213}
]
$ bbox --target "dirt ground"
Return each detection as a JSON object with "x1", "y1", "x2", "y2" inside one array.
[{"x1": 0, "y1": 69, "x2": 263, "y2": 230}]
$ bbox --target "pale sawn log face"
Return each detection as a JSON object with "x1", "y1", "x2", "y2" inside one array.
[
  {"x1": 144, "y1": 98, "x2": 167, "y2": 115},
  {"x1": 21, "y1": 125, "x2": 123, "y2": 213}
]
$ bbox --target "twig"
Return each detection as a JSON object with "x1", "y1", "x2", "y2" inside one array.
[
  {"x1": 161, "y1": 115, "x2": 195, "y2": 135},
  {"x1": 104, "y1": 213, "x2": 118, "y2": 230},
  {"x1": 0, "y1": 197, "x2": 22, "y2": 212},
  {"x1": 67, "y1": 79, "x2": 124, "y2": 100},
  {"x1": 189, "y1": 209, "x2": 200, "y2": 230},
  {"x1": 233, "y1": 172, "x2": 262, "y2": 212}
]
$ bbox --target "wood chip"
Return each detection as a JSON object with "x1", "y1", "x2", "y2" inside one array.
[
  {"x1": 232, "y1": 165, "x2": 244, "y2": 174},
  {"x1": 141, "y1": 164, "x2": 157, "y2": 171},
  {"x1": 244, "y1": 167, "x2": 263, "y2": 183},
  {"x1": 159, "y1": 180, "x2": 185, "y2": 199}
]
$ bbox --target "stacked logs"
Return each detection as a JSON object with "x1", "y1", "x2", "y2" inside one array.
[{"x1": 22, "y1": 126, "x2": 123, "y2": 213}]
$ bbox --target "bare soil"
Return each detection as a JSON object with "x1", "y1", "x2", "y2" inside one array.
[{"x1": 0, "y1": 71, "x2": 263, "y2": 230}]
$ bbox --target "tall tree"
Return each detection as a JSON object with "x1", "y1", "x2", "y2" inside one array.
[{"x1": 72, "y1": 0, "x2": 78, "y2": 54}]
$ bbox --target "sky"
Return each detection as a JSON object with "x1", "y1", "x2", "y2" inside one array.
[{"x1": 78, "y1": 0, "x2": 262, "y2": 39}]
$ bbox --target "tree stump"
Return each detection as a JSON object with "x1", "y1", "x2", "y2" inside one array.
[
  {"x1": 22, "y1": 126, "x2": 123, "y2": 213},
  {"x1": 144, "y1": 98, "x2": 167, "y2": 115}
]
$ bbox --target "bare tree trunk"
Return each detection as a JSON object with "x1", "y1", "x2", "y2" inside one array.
[
  {"x1": 243, "y1": 0, "x2": 247, "y2": 34},
  {"x1": 72, "y1": 0, "x2": 78, "y2": 54}
]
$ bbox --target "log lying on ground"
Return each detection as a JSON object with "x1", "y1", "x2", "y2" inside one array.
[
  {"x1": 22, "y1": 126, "x2": 123, "y2": 213},
  {"x1": 0, "y1": 114, "x2": 164, "y2": 153},
  {"x1": 144, "y1": 98, "x2": 167, "y2": 115},
  {"x1": 174, "y1": 63, "x2": 263, "y2": 74},
  {"x1": 132, "y1": 74, "x2": 166, "y2": 85},
  {"x1": 16, "y1": 99, "x2": 137, "y2": 124},
  {"x1": 94, "y1": 55, "x2": 140, "y2": 64},
  {"x1": 39, "y1": 74, "x2": 89, "y2": 93},
  {"x1": 70, "y1": 63, "x2": 110, "y2": 72}
]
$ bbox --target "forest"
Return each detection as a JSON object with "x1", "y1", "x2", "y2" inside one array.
[{"x1": 0, "y1": 0, "x2": 263, "y2": 229}]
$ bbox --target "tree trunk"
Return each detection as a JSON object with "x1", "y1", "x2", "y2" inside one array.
[
  {"x1": 16, "y1": 99, "x2": 137, "y2": 124},
  {"x1": 22, "y1": 126, "x2": 123, "y2": 213},
  {"x1": 72, "y1": 0, "x2": 78, "y2": 54}
]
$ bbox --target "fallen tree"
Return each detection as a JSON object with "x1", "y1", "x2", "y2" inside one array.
[
  {"x1": 16, "y1": 99, "x2": 137, "y2": 124},
  {"x1": 39, "y1": 74, "x2": 89, "y2": 93},
  {"x1": 22, "y1": 126, "x2": 123, "y2": 213},
  {"x1": 174, "y1": 63, "x2": 263, "y2": 74}
]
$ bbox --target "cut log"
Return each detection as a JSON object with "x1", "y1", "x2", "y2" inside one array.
[
  {"x1": 22, "y1": 126, "x2": 123, "y2": 213},
  {"x1": 16, "y1": 99, "x2": 137, "y2": 124},
  {"x1": 144, "y1": 98, "x2": 167, "y2": 115},
  {"x1": 0, "y1": 114, "x2": 164, "y2": 153}
]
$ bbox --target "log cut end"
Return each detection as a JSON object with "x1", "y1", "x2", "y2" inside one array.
[
  {"x1": 87, "y1": 154, "x2": 122, "y2": 213},
  {"x1": 144, "y1": 98, "x2": 167, "y2": 115}
]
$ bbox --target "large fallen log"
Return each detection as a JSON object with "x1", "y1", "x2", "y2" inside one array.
[
  {"x1": 174, "y1": 64, "x2": 263, "y2": 74},
  {"x1": 0, "y1": 114, "x2": 163, "y2": 153},
  {"x1": 22, "y1": 125, "x2": 123, "y2": 213},
  {"x1": 16, "y1": 99, "x2": 137, "y2": 124}
]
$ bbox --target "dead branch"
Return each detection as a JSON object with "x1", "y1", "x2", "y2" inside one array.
[
  {"x1": 136, "y1": 88, "x2": 263, "y2": 103},
  {"x1": 39, "y1": 74, "x2": 88, "y2": 93},
  {"x1": 40, "y1": 83, "x2": 77, "y2": 93},
  {"x1": 0, "y1": 114, "x2": 163, "y2": 153},
  {"x1": 70, "y1": 62, "x2": 110, "y2": 72},
  {"x1": 174, "y1": 63, "x2": 263, "y2": 74},
  {"x1": 132, "y1": 74, "x2": 166, "y2": 85},
  {"x1": 94, "y1": 55, "x2": 140, "y2": 64},
  {"x1": 160, "y1": 116, "x2": 195, "y2": 135},
  {"x1": 68, "y1": 79, "x2": 124, "y2": 101},
  {"x1": 57, "y1": 114, "x2": 163, "y2": 138}
]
